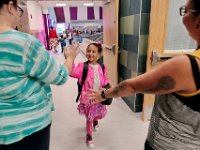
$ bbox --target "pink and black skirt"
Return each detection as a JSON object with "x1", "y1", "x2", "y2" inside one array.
[{"x1": 78, "y1": 103, "x2": 107, "y2": 121}]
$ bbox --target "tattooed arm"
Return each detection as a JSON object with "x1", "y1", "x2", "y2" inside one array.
[
  {"x1": 107, "y1": 75, "x2": 176, "y2": 98},
  {"x1": 90, "y1": 55, "x2": 197, "y2": 101}
]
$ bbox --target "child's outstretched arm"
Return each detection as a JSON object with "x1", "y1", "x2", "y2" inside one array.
[{"x1": 69, "y1": 63, "x2": 84, "y2": 80}]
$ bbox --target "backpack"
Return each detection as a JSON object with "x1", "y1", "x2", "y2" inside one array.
[{"x1": 75, "y1": 61, "x2": 112, "y2": 105}]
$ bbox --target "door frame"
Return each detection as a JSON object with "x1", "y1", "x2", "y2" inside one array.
[
  {"x1": 142, "y1": 0, "x2": 170, "y2": 121},
  {"x1": 103, "y1": 0, "x2": 119, "y2": 86}
]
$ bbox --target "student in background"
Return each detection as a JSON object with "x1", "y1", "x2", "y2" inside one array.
[
  {"x1": 49, "y1": 26, "x2": 59, "y2": 53},
  {"x1": 59, "y1": 35, "x2": 66, "y2": 53},
  {"x1": 68, "y1": 31, "x2": 73, "y2": 45}
]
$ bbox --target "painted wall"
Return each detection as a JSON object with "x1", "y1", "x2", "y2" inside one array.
[
  {"x1": 27, "y1": 1, "x2": 43, "y2": 30},
  {"x1": 48, "y1": 6, "x2": 102, "y2": 23},
  {"x1": 77, "y1": 6, "x2": 87, "y2": 21},
  {"x1": 119, "y1": 0, "x2": 151, "y2": 112},
  {"x1": 26, "y1": 1, "x2": 46, "y2": 46}
]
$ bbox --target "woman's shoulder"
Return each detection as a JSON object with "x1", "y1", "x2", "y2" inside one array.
[
  {"x1": 14, "y1": 30, "x2": 39, "y2": 41},
  {"x1": 4, "y1": 30, "x2": 39, "y2": 45},
  {"x1": 10, "y1": 30, "x2": 31, "y2": 39}
]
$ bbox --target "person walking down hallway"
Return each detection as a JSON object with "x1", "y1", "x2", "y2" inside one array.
[
  {"x1": 70, "y1": 43, "x2": 111, "y2": 148},
  {"x1": 0, "y1": 0, "x2": 78, "y2": 150},
  {"x1": 59, "y1": 35, "x2": 66, "y2": 53},
  {"x1": 49, "y1": 26, "x2": 59, "y2": 53},
  {"x1": 90, "y1": 0, "x2": 200, "y2": 149},
  {"x1": 68, "y1": 31, "x2": 73, "y2": 45}
]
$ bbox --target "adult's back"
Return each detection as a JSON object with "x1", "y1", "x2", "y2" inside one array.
[{"x1": 0, "y1": 30, "x2": 67, "y2": 145}]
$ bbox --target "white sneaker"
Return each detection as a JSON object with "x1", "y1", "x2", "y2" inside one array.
[
  {"x1": 93, "y1": 121, "x2": 99, "y2": 131},
  {"x1": 86, "y1": 135, "x2": 94, "y2": 149},
  {"x1": 93, "y1": 125, "x2": 99, "y2": 131}
]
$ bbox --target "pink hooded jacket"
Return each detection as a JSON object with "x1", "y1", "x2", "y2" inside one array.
[{"x1": 70, "y1": 62, "x2": 110, "y2": 104}]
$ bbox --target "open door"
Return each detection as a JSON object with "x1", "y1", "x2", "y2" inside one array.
[
  {"x1": 142, "y1": 0, "x2": 196, "y2": 121},
  {"x1": 102, "y1": 0, "x2": 119, "y2": 85}
]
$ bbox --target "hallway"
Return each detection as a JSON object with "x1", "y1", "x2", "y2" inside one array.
[{"x1": 49, "y1": 50, "x2": 149, "y2": 150}]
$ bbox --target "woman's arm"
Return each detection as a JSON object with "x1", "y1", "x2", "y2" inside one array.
[
  {"x1": 91, "y1": 55, "x2": 196, "y2": 101},
  {"x1": 23, "y1": 37, "x2": 78, "y2": 85}
]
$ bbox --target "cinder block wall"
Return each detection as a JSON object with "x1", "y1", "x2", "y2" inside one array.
[{"x1": 118, "y1": 0, "x2": 151, "y2": 112}]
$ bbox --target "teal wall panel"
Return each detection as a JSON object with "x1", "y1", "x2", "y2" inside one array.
[{"x1": 118, "y1": 0, "x2": 150, "y2": 112}]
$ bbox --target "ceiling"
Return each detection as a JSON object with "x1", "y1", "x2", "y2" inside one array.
[{"x1": 22, "y1": 0, "x2": 106, "y2": 7}]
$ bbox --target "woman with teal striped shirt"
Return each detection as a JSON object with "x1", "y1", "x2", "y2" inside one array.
[{"x1": 0, "y1": 0, "x2": 78, "y2": 150}]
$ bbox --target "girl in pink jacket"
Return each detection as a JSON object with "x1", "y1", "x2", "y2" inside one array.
[{"x1": 70, "y1": 43, "x2": 110, "y2": 148}]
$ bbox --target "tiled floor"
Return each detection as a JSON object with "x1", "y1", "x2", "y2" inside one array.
[{"x1": 49, "y1": 50, "x2": 149, "y2": 150}]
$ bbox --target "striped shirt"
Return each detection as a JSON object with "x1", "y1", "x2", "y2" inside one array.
[{"x1": 0, "y1": 30, "x2": 68, "y2": 144}]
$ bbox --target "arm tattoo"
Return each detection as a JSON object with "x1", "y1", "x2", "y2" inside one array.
[
  {"x1": 144, "y1": 76, "x2": 175, "y2": 93},
  {"x1": 113, "y1": 82, "x2": 126, "y2": 97},
  {"x1": 112, "y1": 76, "x2": 175, "y2": 96}
]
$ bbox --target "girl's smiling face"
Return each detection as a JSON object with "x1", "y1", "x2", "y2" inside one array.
[{"x1": 86, "y1": 44, "x2": 100, "y2": 64}]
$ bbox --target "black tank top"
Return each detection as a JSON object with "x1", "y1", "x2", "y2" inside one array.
[{"x1": 173, "y1": 54, "x2": 200, "y2": 112}]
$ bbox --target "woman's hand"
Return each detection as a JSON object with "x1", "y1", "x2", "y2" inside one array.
[{"x1": 88, "y1": 88, "x2": 105, "y2": 104}]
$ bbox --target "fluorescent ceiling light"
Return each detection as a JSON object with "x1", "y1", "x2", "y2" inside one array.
[
  {"x1": 56, "y1": 3, "x2": 66, "y2": 6},
  {"x1": 83, "y1": 3, "x2": 93, "y2": 6}
]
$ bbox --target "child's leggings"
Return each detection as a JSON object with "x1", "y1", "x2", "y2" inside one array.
[
  {"x1": 86, "y1": 121, "x2": 93, "y2": 136},
  {"x1": 86, "y1": 117, "x2": 101, "y2": 136}
]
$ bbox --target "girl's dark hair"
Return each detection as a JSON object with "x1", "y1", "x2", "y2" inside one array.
[
  {"x1": 0, "y1": 0, "x2": 17, "y2": 9},
  {"x1": 87, "y1": 43, "x2": 102, "y2": 53},
  {"x1": 192, "y1": 0, "x2": 200, "y2": 14}
]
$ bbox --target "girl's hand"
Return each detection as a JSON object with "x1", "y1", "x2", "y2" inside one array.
[
  {"x1": 72, "y1": 41, "x2": 79, "y2": 48},
  {"x1": 64, "y1": 44, "x2": 79, "y2": 60},
  {"x1": 63, "y1": 44, "x2": 79, "y2": 74}
]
